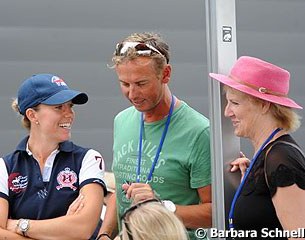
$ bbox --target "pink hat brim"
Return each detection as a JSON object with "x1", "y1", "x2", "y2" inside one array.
[{"x1": 209, "y1": 73, "x2": 303, "y2": 109}]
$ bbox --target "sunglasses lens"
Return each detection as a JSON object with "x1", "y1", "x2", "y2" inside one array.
[
  {"x1": 134, "y1": 43, "x2": 150, "y2": 51},
  {"x1": 115, "y1": 43, "x2": 123, "y2": 55}
]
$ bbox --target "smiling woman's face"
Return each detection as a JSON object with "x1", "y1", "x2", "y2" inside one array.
[
  {"x1": 29, "y1": 101, "x2": 75, "y2": 143},
  {"x1": 224, "y1": 88, "x2": 263, "y2": 139}
]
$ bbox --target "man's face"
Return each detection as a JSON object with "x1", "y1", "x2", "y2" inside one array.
[{"x1": 115, "y1": 57, "x2": 167, "y2": 113}]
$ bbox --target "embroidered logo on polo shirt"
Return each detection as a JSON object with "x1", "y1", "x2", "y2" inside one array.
[
  {"x1": 56, "y1": 167, "x2": 77, "y2": 191},
  {"x1": 8, "y1": 173, "x2": 28, "y2": 193}
]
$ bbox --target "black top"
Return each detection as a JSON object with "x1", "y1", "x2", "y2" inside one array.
[{"x1": 234, "y1": 134, "x2": 305, "y2": 239}]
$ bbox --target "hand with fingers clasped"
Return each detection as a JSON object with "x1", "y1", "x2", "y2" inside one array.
[
  {"x1": 122, "y1": 182, "x2": 155, "y2": 204},
  {"x1": 66, "y1": 194, "x2": 85, "y2": 215},
  {"x1": 6, "y1": 219, "x2": 18, "y2": 233},
  {"x1": 230, "y1": 152, "x2": 251, "y2": 182}
]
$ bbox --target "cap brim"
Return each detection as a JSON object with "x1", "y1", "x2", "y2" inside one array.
[
  {"x1": 209, "y1": 73, "x2": 303, "y2": 109},
  {"x1": 41, "y1": 89, "x2": 88, "y2": 105}
]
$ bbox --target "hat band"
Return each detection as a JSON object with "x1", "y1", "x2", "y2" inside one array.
[{"x1": 229, "y1": 75, "x2": 287, "y2": 97}]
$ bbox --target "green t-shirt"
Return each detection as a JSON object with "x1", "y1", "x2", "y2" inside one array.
[{"x1": 112, "y1": 101, "x2": 211, "y2": 240}]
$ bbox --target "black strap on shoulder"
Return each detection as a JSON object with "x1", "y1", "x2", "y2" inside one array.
[
  {"x1": 264, "y1": 140, "x2": 305, "y2": 188},
  {"x1": 277, "y1": 141, "x2": 304, "y2": 156}
]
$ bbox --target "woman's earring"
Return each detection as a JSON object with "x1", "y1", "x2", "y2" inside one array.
[{"x1": 35, "y1": 121, "x2": 39, "y2": 125}]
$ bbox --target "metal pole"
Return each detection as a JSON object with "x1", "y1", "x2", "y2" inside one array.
[{"x1": 205, "y1": 0, "x2": 240, "y2": 238}]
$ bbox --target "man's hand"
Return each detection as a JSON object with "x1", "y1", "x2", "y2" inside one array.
[{"x1": 122, "y1": 182, "x2": 155, "y2": 204}]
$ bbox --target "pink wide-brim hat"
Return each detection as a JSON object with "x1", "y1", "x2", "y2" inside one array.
[{"x1": 209, "y1": 56, "x2": 302, "y2": 109}]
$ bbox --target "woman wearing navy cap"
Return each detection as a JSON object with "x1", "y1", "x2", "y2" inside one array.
[{"x1": 0, "y1": 74, "x2": 107, "y2": 239}]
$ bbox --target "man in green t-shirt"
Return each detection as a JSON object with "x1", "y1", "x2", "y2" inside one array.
[{"x1": 98, "y1": 32, "x2": 211, "y2": 240}]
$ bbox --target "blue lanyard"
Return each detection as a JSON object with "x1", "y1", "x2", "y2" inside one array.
[
  {"x1": 228, "y1": 127, "x2": 282, "y2": 229},
  {"x1": 136, "y1": 94, "x2": 175, "y2": 183}
]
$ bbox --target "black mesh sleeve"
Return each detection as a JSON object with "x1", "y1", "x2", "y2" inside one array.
[{"x1": 265, "y1": 142, "x2": 305, "y2": 197}]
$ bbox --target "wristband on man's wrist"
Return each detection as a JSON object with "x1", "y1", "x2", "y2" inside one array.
[{"x1": 96, "y1": 233, "x2": 112, "y2": 240}]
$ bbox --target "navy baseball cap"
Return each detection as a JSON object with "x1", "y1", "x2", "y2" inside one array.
[{"x1": 17, "y1": 74, "x2": 88, "y2": 115}]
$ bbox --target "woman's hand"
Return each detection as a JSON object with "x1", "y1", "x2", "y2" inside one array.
[
  {"x1": 6, "y1": 219, "x2": 18, "y2": 233},
  {"x1": 230, "y1": 152, "x2": 250, "y2": 181},
  {"x1": 66, "y1": 194, "x2": 84, "y2": 215}
]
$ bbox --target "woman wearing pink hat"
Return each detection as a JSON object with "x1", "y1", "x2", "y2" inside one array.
[{"x1": 210, "y1": 56, "x2": 305, "y2": 239}]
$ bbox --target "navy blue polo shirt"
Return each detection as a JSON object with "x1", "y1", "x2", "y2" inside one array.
[{"x1": 0, "y1": 136, "x2": 107, "y2": 219}]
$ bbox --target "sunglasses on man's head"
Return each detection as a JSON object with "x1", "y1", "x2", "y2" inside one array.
[
  {"x1": 120, "y1": 198, "x2": 161, "y2": 240},
  {"x1": 114, "y1": 41, "x2": 168, "y2": 63}
]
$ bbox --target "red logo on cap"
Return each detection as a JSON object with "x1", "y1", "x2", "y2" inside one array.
[{"x1": 51, "y1": 76, "x2": 67, "y2": 87}]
